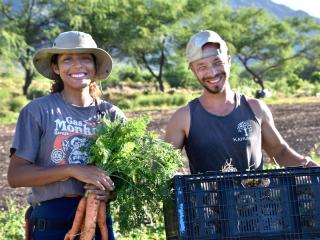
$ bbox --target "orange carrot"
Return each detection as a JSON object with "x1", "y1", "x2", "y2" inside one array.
[
  {"x1": 97, "y1": 201, "x2": 108, "y2": 240},
  {"x1": 80, "y1": 193, "x2": 100, "y2": 240},
  {"x1": 64, "y1": 197, "x2": 87, "y2": 240}
]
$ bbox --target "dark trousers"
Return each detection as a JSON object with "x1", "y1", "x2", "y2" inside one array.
[{"x1": 28, "y1": 197, "x2": 115, "y2": 240}]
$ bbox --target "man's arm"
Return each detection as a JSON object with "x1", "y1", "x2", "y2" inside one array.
[
  {"x1": 248, "y1": 99, "x2": 318, "y2": 167},
  {"x1": 164, "y1": 106, "x2": 190, "y2": 149}
]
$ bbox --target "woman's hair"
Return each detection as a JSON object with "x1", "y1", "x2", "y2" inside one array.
[{"x1": 50, "y1": 54, "x2": 102, "y2": 99}]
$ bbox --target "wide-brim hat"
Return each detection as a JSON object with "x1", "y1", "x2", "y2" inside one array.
[{"x1": 33, "y1": 31, "x2": 112, "y2": 80}]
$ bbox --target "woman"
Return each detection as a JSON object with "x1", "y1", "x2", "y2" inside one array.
[{"x1": 7, "y1": 31, "x2": 124, "y2": 240}]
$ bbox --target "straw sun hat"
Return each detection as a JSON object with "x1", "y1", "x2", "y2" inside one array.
[{"x1": 33, "y1": 31, "x2": 112, "y2": 80}]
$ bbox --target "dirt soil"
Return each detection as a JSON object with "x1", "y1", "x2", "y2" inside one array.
[{"x1": 1, "y1": 102, "x2": 319, "y2": 209}]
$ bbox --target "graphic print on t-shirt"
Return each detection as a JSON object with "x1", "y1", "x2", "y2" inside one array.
[
  {"x1": 233, "y1": 120, "x2": 253, "y2": 142},
  {"x1": 51, "y1": 116, "x2": 97, "y2": 165}
]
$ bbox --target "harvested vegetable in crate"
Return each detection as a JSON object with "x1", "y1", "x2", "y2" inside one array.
[{"x1": 88, "y1": 115, "x2": 183, "y2": 234}]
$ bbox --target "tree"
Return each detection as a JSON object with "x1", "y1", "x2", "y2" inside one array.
[
  {"x1": 0, "y1": 0, "x2": 63, "y2": 96},
  {"x1": 58, "y1": 0, "x2": 229, "y2": 92},
  {"x1": 228, "y1": 8, "x2": 319, "y2": 92},
  {"x1": 104, "y1": 0, "x2": 202, "y2": 92},
  {"x1": 286, "y1": 16, "x2": 320, "y2": 82},
  {"x1": 1, "y1": 0, "x2": 231, "y2": 93}
]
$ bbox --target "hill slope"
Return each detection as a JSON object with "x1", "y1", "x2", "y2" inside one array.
[{"x1": 228, "y1": 0, "x2": 316, "y2": 20}]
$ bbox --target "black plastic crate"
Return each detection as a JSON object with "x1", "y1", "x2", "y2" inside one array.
[{"x1": 163, "y1": 167, "x2": 320, "y2": 240}]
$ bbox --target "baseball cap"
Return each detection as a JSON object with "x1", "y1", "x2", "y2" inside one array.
[{"x1": 186, "y1": 30, "x2": 228, "y2": 64}]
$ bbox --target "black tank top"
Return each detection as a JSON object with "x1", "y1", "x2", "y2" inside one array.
[{"x1": 185, "y1": 93, "x2": 263, "y2": 174}]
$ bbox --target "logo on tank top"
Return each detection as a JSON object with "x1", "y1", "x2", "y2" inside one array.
[{"x1": 233, "y1": 120, "x2": 252, "y2": 142}]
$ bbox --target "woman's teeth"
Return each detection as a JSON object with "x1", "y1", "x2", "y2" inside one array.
[{"x1": 71, "y1": 73, "x2": 86, "y2": 78}]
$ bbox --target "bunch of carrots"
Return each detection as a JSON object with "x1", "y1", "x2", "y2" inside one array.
[
  {"x1": 64, "y1": 190, "x2": 109, "y2": 240},
  {"x1": 66, "y1": 115, "x2": 183, "y2": 237}
]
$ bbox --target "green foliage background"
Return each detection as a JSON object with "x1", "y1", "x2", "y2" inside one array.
[
  {"x1": 0, "y1": 0, "x2": 320, "y2": 239},
  {"x1": 1, "y1": 0, "x2": 320, "y2": 97}
]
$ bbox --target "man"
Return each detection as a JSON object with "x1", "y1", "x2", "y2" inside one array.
[{"x1": 165, "y1": 30, "x2": 318, "y2": 174}]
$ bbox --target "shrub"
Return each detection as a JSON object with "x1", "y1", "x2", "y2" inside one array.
[
  {"x1": 102, "y1": 63, "x2": 153, "y2": 88},
  {"x1": 0, "y1": 199, "x2": 25, "y2": 240},
  {"x1": 112, "y1": 92, "x2": 195, "y2": 111},
  {"x1": 136, "y1": 94, "x2": 189, "y2": 108},
  {"x1": 9, "y1": 96, "x2": 28, "y2": 112},
  {"x1": 310, "y1": 143, "x2": 320, "y2": 163},
  {"x1": 165, "y1": 61, "x2": 199, "y2": 89},
  {"x1": 232, "y1": 78, "x2": 258, "y2": 97},
  {"x1": 0, "y1": 94, "x2": 20, "y2": 124},
  {"x1": 119, "y1": 65, "x2": 152, "y2": 83},
  {"x1": 117, "y1": 99, "x2": 133, "y2": 109},
  {"x1": 312, "y1": 83, "x2": 320, "y2": 96},
  {"x1": 0, "y1": 88, "x2": 10, "y2": 99},
  {"x1": 116, "y1": 216, "x2": 166, "y2": 240},
  {"x1": 287, "y1": 73, "x2": 304, "y2": 91},
  {"x1": 310, "y1": 72, "x2": 320, "y2": 83},
  {"x1": 271, "y1": 78, "x2": 290, "y2": 95},
  {"x1": 0, "y1": 198, "x2": 167, "y2": 240},
  {"x1": 27, "y1": 88, "x2": 48, "y2": 100}
]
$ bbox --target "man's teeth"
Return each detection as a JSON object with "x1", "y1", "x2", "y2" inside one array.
[{"x1": 208, "y1": 79, "x2": 219, "y2": 83}]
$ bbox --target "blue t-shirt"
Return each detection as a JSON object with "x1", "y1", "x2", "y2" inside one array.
[{"x1": 11, "y1": 92, "x2": 125, "y2": 204}]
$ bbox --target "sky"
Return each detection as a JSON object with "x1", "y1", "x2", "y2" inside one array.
[{"x1": 271, "y1": 0, "x2": 320, "y2": 18}]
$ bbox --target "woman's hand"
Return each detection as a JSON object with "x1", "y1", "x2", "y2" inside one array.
[
  {"x1": 84, "y1": 184, "x2": 115, "y2": 201},
  {"x1": 69, "y1": 164, "x2": 115, "y2": 191}
]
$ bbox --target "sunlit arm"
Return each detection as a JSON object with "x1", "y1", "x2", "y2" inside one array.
[
  {"x1": 7, "y1": 154, "x2": 115, "y2": 191},
  {"x1": 260, "y1": 101, "x2": 319, "y2": 167},
  {"x1": 7, "y1": 154, "x2": 73, "y2": 188},
  {"x1": 164, "y1": 106, "x2": 190, "y2": 150}
]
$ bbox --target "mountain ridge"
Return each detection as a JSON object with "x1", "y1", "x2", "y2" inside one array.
[{"x1": 227, "y1": 0, "x2": 318, "y2": 20}]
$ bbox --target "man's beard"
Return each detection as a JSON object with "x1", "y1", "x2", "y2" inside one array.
[{"x1": 199, "y1": 73, "x2": 226, "y2": 94}]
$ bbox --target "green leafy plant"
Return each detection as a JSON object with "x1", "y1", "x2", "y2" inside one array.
[
  {"x1": 310, "y1": 143, "x2": 320, "y2": 163},
  {"x1": 9, "y1": 96, "x2": 28, "y2": 112},
  {"x1": 0, "y1": 199, "x2": 25, "y2": 239},
  {"x1": 88, "y1": 115, "x2": 183, "y2": 234},
  {"x1": 117, "y1": 216, "x2": 166, "y2": 240}
]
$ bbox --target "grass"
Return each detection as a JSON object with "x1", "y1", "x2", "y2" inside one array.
[
  {"x1": 0, "y1": 197, "x2": 166, "y2": 240},
  {"x1": 1, "y1": 144, "x2": 319, "y2": 239},
  {"x1": 0, "y1": 74, "x2": 51, "y2": 125},
  {"x1": 1, "y1": 66, "x2": 319, "y2": 238},
  {"x1": 113, "y1": 92, "x2": 198, "y2": 111},
  {"x1": 264, "y1": 96, "x2": 320, "y2": 105},
  {"x1": 310, "y1": 144, "x2": 320, "y2": 162},
  {"x1": 0, "y1": 199, "x2": 25, "y2": 240},
  {"x1": 0, "y1": 73, "x2": 319, "y2": 124},
  {"x1": 116, "y1": 218, "x2": 166, "y2": 240}
]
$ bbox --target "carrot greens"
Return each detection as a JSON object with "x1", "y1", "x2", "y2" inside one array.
[{"x1": 88, "y1": 115, "x2": 183, "y2": 234}]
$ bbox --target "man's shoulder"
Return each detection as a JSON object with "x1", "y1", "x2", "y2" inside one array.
[
  {"x1": 245, "y1": 96, "x2": 268, "y2": 109},
  {"x1": 173, "y1": 104, "x2": 190, "y2": 117},
  {"x1": 244, "y1": 95, "x2": 270, "y2": 120},
  {"x1": 167, "y1": 104, "x2": 191, "y2": 128},
  {"x1": 245, "y1": 95, "x2": 260, "y2": 107}
]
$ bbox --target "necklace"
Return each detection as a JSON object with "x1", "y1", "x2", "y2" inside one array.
[
  {"x1": 60, "y1": 91, "x2": 95, "y2": 107},
  {"x1": 60, "y1": 91, "x2": 104, "y2": 124}
]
